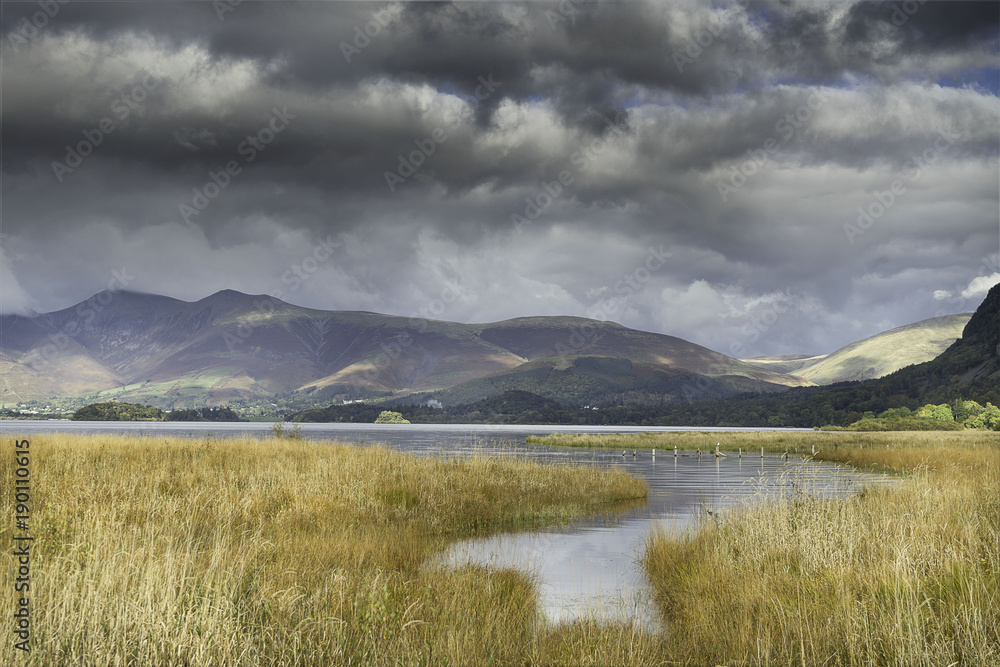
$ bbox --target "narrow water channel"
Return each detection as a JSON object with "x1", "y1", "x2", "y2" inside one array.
[{"x1": 438, "y1": 450, "x2": 894, "y2": 629}]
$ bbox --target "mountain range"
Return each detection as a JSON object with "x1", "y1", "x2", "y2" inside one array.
[{"x1": 0, "y1": 289, "x2": 974, "y2": 411}]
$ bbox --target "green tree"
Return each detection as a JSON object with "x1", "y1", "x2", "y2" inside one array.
[
  {"x1": 72, "y1": 402, "x2": 164, "y2": 421},
  {"x1": 931, "y1": 404, "x2": 954, "y2": 421},
  {"x1": 953, "y1": 399, "x2": 983, "y2": 423}
]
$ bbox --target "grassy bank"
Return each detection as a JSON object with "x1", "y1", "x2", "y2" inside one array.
[
  {"x1": 645, "y1": 431, "x2": 1000, "y2": 666},
  {"x1": 0, "y1": 433, "x2": 649, "y2": 666},
  {"x1": 527, "y1": 429, "x2": 986, "y2": 458}
]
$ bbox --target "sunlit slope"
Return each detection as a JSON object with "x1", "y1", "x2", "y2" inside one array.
[
  {"x1": 794, "y1": 314, "x2": 971, "y2": 385},
  {"x1": 740, "y1": 353, "x2": 826, "y2": 375}
]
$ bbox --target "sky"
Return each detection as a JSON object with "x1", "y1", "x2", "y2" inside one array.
[{"x1": 1, "y1": 0, "x2": 998, "y2": 359}]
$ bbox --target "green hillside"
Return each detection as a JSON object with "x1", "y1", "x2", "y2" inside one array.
[{"x1": 432, "y1": 355, "x2": 749, "y2": 408}]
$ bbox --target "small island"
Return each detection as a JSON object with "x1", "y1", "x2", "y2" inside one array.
[{"x1": 374, "y1": 410, "x2": 410, "y2": 424}]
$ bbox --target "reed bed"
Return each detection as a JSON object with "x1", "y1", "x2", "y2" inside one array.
[
  {"x1": 7, "y1": 430, "x2": 994, "y2": 665},
  {"x1": 645, "y1": 431, "x2": 1000, "y2": 666},
  {"x1": 528, "y1": 429, "x2": 992, "y2": 458},
  {"x1": 0, "y1": 433, "x2": 648, "y2": 666}
]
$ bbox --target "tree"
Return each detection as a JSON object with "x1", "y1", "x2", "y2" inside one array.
[{"x1": 72, "y1": 402, "x2": 164, "y2": 421}]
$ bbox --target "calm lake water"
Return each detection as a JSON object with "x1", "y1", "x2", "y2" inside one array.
[{"x1": 3, "y1": 421, "x2": 889, "y2": 629}]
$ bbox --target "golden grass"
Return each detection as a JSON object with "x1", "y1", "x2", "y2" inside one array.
[
  {"x1": 0, "y1": 433, "x2": 648, "y2": 666},
  {"x1": 528, "y1": 429, "x2": 834, "y2": 454},
  {"x1": 645, "y1": 430, "x2": 1000, "y2": 666},
  {"x1": 529, "y1": 429, "x2": 994, "y2": 457},
  {"x1": 9, "y1": 430, "x2": 994, "y2": 666}
]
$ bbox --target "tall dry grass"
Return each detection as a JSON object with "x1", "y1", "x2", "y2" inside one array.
[
  {"x1": 645, "y1": 431, "x2": 1000, "y2": 666},
  {"x1": 530, "y1": 429, "x2": 996, "y2": 458},
  {"x1": 529, "y1": 430, "x2": 850, "y2": 454},
  {"x1": 0, "y1": 433, "x2": 648, "y2": 666}
]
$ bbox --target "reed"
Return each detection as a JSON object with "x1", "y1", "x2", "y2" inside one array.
[
  {"x1": 645, "y1": 430, "x2": 1000, "y2": 666},
  {"x1": 0, "y1": 433, "x2": 647, "y2": 666},
  {"x1": 528, "y1": 429, "x2": 993, "y2": 457}
]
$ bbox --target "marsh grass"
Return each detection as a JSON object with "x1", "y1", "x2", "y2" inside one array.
[
  {"x1": 645, "y1": 431, "x2": 1000, "y2": 666},
  {"x1": 528, "y1": 430, "x2": 834, "y2": 453},
  {"x1": 8, "y1": 430, "x2": 994, "y2": 665},
  {"x1": 529, "y1": 429, "x2": 994, "y2": 458},
  {"x1": 0, "y1": 433, "x2": 648, "y2": 666}
]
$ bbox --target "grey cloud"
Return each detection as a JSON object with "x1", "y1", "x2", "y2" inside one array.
[{"x1": 1, "y1": 0, "x2": 997, "y2": 358}]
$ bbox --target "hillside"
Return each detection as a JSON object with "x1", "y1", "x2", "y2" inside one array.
[
  {"x1": 0, "y1": 289, "x2": 805, "y2": 409},
  {"x1": 425, "y1": 354, "x2": 794, "y2": 408},
  {"x1": 791, "y1": 314, "x2": 971, "y2": 384},
  {"x1": 740, "y1": 354, "x2": 826, "y2": 375},
  {"x1": 365, "y1": 285, "x2": 1000, "y2": 428},
  {"x1": 655, "y1": 285, "x2": 1000, "y2": 427}
]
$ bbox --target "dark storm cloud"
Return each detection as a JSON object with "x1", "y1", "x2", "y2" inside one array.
[
  {"x1": 845, "y1": 0, "x2": 1000, "y2": 52},
  {"x1": 1, "y1": 0, "x2": 998, "y2": 357}
]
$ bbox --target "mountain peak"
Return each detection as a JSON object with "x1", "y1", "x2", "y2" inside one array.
[{"x1": 196, "y1": 289, "x2": 286, "y2": 306}]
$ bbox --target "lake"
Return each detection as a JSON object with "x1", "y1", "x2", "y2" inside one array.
[{"x1": 2, "y1": 421, "x2": 888, "y2": 629}]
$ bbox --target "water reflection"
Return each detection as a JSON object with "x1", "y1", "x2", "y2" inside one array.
[{"x1": 439, "y1": 450, "x2": 892, "y2": 630}]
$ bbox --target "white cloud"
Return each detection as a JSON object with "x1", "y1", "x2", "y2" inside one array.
[{"x1": 960, "y1": 273, "x2": 1000, "y2": 299}]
